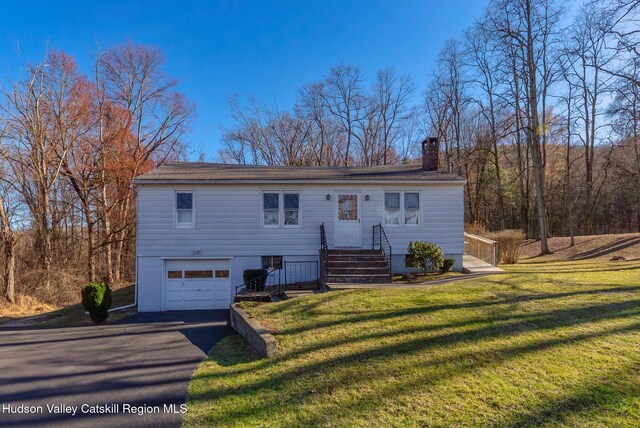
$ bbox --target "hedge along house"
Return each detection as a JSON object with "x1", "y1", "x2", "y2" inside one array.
[{"x1": 133, "y1": 138, "x2": 465, "y2": 311}]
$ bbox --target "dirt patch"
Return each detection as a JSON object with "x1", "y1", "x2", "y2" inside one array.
[{"x1": 519, "y1": 233, "x2": 640, "y2": 262}]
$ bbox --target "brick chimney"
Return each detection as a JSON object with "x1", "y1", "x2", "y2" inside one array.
[{"x1": 421, "y1": 137, "x2": 439, "y2": 171}]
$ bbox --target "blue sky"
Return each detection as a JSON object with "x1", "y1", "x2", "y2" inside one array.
[{"x1": 0, "y1": 0, "x2": 488, "y2": 159}]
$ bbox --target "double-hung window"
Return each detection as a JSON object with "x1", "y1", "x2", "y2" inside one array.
[
  {"x1": 384, "y1": 191, "x2": 420, "y2": 226},
  {"x1": 262, "y1": 191, "x2": 300, "y2": 227},
  {"x1": 176, "y1": 191, "x2": 194, "y2": 228}
]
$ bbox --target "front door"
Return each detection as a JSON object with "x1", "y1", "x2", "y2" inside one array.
[{"x1": 334, "y1": 192, "x2": 361, "y2": 247}]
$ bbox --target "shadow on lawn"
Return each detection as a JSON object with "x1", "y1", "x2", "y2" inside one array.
[
  {"x1": 496, "y1": 363, "x2": 640, "y2": 428},
  {"x1": 572, "y1": 236, "x2": 640, "y2": 260},
  {"x1": 192, "y1": 290, "x2": 640, "y2": 426},
  {"x1": 273, "y1": 284, "x2": 640, "y2": 336},
  {"x1": 510, "y1": 264, "x2": 640, "y2": 275}
]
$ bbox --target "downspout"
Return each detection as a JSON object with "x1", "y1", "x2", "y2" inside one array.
[
  {"x1": 108, "y1": 256, "x2": 138, "y2": 312},
  {"x1": 109, "y1": 182, "x2": 140, "y2": 312}
]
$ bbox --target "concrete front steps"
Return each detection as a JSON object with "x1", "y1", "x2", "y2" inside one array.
[{"x1": 326, "y1": 249, "x2": 391, "y2": 283}]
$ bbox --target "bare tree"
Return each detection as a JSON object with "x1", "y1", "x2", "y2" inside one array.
[
  {"x1": 372, "y1": 67, "x2": 415, "y2": 164},
  {"x1": 95, "y1": 42, "x2": 194, "y2": 283},
  {"x1": 321, "y1": 64, "x2": 365, "y2": 166}
]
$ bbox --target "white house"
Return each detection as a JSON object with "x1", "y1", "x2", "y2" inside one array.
[{"x1": 133, "y1": 139, "x2": 465, "y2": 311}]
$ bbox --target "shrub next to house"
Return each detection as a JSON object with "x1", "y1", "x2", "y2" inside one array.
[
  {"x1": 407, "y1": 241, "x2": 445, "y2": 274},
  {"x1": 81, "y1": 282, "x2": 112, "y2": 324},
  {"x1": 243, "y1": 269, "x2": 268, "y2": 291}
]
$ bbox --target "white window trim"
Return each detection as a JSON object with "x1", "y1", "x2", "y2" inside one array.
[
  {"x1": 383, "y1": 190, "x2": 421, "y2": 227},
  {"x1": 261, "y1": 190, "x2": 302, "y2": 228},
  {"x1": 174, "y1": 189, "x2": 195, "y2": 229}
]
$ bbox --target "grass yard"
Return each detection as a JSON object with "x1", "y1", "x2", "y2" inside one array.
[{"x1": 187, "y1": 259, "x2": 640, "y2": 427}]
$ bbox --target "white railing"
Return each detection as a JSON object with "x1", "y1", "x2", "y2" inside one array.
[{"x1": 464, "y1": 232, "x2": 499, "y2": 266}]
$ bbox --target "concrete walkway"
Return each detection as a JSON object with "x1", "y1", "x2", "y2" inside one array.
[
  {"x1": 462, "y1": 254, "x2": 505, "y2": 274},
  {"x1": 327, "y1": 254, "x2": 503, "y2": 290}
]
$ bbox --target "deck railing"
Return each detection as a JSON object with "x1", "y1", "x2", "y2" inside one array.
[
  {"x1": 464, "y1": 232, "x2": 499, "y2": 266},
  {"x1": 284, "y1": 260, "x2": 320, "y2": 289}
]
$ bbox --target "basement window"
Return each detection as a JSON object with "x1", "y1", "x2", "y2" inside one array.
[{"x1": 261, "y1": 256, "x2": 283, "y2": 270}]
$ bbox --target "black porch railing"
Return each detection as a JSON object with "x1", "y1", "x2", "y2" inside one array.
[
  {"x1": 319, "y1": 222, "x2": 329, "y2": 283},
  {"x1": 373, "y1": 223, "x2": 392, "y2": 278},
  {"x1": 235, "y1": 260, "x2": 321, "y2": 300},
  {"x1": 235, "y1": 268, "x2": 281, "y2": 297}
]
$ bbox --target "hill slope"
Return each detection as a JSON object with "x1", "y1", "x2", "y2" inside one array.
[{"x1": 519, "y1": 233, "x2": 640, "y2": 262}]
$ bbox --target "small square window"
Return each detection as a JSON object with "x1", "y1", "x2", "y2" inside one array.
[
  {"x1": 261, "y1": 256, "x2": 283, "y2": 270},
  {"x1": 405, "y1": 255, "x2": 416, "y2": 268}
]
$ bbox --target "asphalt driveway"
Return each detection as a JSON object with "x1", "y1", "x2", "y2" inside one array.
[{"x1": 0, "y1": 310, "x2": 232, "y2": 427}]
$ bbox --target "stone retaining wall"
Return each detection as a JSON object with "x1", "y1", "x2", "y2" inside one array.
[{"x1": 229, "y1": 303, "x2": 277, "y2": 357}]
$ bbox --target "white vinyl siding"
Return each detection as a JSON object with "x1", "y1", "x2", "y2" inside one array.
[
  {"x1": 135, "y1": 182, "x2": 464, "y2": 310},
  {"x1": 138, "y1": 184, "x2": 461, "y2": 256}
]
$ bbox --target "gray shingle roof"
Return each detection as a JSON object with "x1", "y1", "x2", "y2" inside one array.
[{"x1": 133, "y1": 162, "x2": 466, "y2": 184}]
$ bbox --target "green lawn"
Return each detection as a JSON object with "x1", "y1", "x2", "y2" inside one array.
[{"x1": 186, "y1": 260, "x2": 640, "y2": 427}]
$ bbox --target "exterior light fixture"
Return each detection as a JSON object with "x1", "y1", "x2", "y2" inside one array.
[
  {"x1": 365, "y1": 195, "x2": 370, "y2": 201},
  {"x1": 326, "y1": 194, "x2": 331, "y2": 201},
  {"x1": 193, "y1": 250, "x2": 200, "y2": 255}
]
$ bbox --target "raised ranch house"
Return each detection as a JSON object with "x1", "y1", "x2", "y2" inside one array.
[{"x1": 133, "y1": 139, "x2": 465, "y2": 311}]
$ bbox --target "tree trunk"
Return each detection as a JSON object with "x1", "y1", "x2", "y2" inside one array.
[
  {"x1": 0, "y1": 198, "x2": 16, "y2": 303},
  {"x1": 525, "y1": 0, "x2": 550, "y2": 254}
]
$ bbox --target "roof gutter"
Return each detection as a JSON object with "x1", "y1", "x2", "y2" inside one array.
[{"x1": 132, "y1": 179, "x2": 467, "y2": 185}]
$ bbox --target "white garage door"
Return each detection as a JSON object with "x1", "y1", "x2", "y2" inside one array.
[{"x1": 164, "y1": 259, "x2": 231, "y2": 310}]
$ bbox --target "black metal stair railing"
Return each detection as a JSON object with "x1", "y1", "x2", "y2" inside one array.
[
  {"x1": 235, "y1": 268, "x2": 280, "y2": 297},
  {"x1": 373, "y1": 223, "x2": 392, "y2": 279},
  {"x1": 320, "y1": 223, "x2": 329, "y2": 283}
]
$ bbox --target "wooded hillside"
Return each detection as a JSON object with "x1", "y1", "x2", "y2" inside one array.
[
  {"x1": 219, "y1": 0, "x2": 640, "y2": 250},
  {"x1": 0, "y1": 42, "x2": 194, "y2": 304}
]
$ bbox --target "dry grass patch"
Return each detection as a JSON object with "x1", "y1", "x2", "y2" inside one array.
[
  {"x1": 0, "y1": 294, "x2": 57, "y2": 320},
  {"x1": 0, "y1": 284, "x2": 136, "y2": 327}
]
